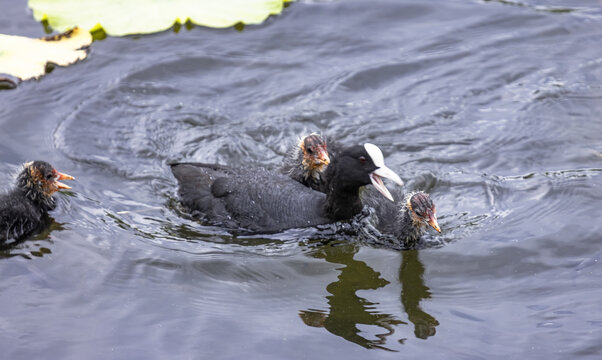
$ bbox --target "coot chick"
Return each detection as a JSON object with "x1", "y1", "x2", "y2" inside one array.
[
  {"x1": 171, "y1": 144, "x2": 403, "y2": 233},
  {"x1": 280, "y1": 133, "x2": 331, "y2": 192},
  {"x1": 0, "y1": 161, "x2": 74, "y2": 242},
  {"x1": 361, "y1": 187, "x2": 440, "y2": 246}
]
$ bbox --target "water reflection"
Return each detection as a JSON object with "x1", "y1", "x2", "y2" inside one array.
[
  {"x1": 299, "y1": 243, "x2": 402, "y2": 351},
  {"x1": 300, "y1": 243, "x2": 439, "y2": 350},
  {"x1": 0, "y1": 216, "x2": 64, "y2": 260},
  {"x1": 400, "y1": 250, "x2": 439, "y2": 339}
]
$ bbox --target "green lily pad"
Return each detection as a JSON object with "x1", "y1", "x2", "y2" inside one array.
[
  {"x1": 29, "y1": 0, "x2": 287, "y2": 37},
  {"x1": 0, "y1": 27, "x2": 91, "y2": 81}
]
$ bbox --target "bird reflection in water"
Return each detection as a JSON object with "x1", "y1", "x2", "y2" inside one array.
[
  {"x1": 299, "y1": 243, "x2": 438, "y2": 350},
  {"x1": 0, "y1": 217, "x2": 64, "y2": 259},
  {"x1": 399, "y1": 249, "x2": 439, "y2": 340},
  {"x1": 299, "y1": 243, "x2": 402, "y2": 351}
]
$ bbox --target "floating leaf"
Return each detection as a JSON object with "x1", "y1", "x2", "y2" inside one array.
[
  {"x1": 0, "y1": 27, "x2": 91, "y2": 81},
  {"x1": 29, "y1": 0, "x2": 287, "y2": 37}
]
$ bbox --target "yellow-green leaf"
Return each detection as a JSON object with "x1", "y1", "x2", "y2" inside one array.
[
  {"x1": 29, "y1": 0, "x2": 286, "y2": 37},
  {"x1": 0, "y1": 27, "x2": 91, "y2": 81}
]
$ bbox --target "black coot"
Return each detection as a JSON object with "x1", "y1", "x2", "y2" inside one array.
[
  {"x1": 0, "y1": 161, "x2": 74, "y2": 242},
  {"x1": 171, "y1": 144, "x2": 403, "y2": 232},
  {"x1": 287, "y1": 134, "x2": 441, "y2": 243}
]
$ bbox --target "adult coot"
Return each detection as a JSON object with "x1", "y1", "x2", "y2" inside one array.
[
  {"x1": 0, "y1": 161, "x2": 74, "y2": 242},
  {"x1": 287, "y1": 134, "x2": 441, "y2": 243},
  {"x1": 280, "y1": 133, "x2": 331, "y2": 192},
  {"x1": 171, "y1": 143, "x2": 402, "y2": 232}
]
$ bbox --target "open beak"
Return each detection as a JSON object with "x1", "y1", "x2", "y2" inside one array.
[
  {"x1": 369, "y1": 165, "x2": 404, "y2": 202},
  {"x1": 427, "y1": 212, "x2": 441, "y2": 233},
  {"x1": 55, "y1": 171, "x2": 74, "y2": 190}
]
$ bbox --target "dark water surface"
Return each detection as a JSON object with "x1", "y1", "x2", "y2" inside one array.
[{"x1": 1, "y1": 0, "x2": 602, "y2": 358}]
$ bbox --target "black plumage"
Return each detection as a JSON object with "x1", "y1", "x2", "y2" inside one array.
[
  {"x1": 282, "y1": 133, "x2": 441, "y2": 244},
  {"x1": 0, "y1": 161, "x2": 74, "y2": 243},
  {"x1": 171, "y1": 144, "x2": 402, "y2": 233}
]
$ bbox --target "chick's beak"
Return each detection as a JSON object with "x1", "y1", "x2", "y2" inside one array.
[
  {"x1": 55, "y1": 171, "x2": 75, "y2": 190},
  {"x1": 370, "y1": 165, "x2": 404, "y2": 202},
  {"x1": 427, "y1": 212, "x2": 441, "y2": 233},
  {"x1": 315, "y1": 146, "x2": 330, "y2": 166},
  {"x1": 57, "y1": 171, "x2": 74, "y2": 181}
]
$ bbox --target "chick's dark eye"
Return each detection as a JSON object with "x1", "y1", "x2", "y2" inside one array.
[
  {"x1": 306, "y1": 147, "x2": 313, "y2": 154},
  {"x1": 46, "y1": 173, "x2": 53, "y2": 180},
  {"x1": 359, "y1": 156, "x2": 366, "y2": 163}
]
